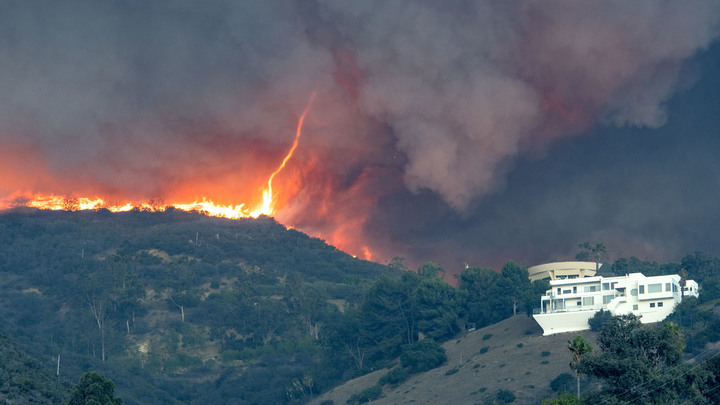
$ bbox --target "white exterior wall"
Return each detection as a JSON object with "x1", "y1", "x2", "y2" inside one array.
[{"x1": 533, "y1": 272, "x2": 698, "y2": 336}]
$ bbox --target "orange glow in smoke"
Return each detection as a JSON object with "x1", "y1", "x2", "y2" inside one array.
[
  {"x1": 0, "y1": 94, "x2": 317, "y2": 222},
  {"x1": 362, "y1": 246, "x2": 372, "y2": 261}
]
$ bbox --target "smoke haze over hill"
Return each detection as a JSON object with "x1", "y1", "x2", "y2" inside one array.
[{"x1": 1, "y1": 1, "x2": 720, "y2": 271}]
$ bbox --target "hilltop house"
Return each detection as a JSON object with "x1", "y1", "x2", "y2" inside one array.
[{"x1": 531, "y1": 262, "x2": 698, "y2": 336}]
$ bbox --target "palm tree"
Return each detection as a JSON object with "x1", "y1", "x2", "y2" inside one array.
[{"x1": 568, "y1": 335, "x2": 593, "y2": 399}]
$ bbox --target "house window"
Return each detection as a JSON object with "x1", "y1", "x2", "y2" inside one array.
[
  {"x1": 631, "y1": 289, "x2": 638, "y2": 296},
  {"x1": 648, "y1": 284, "x2": 662, "y2": 293},
  {"x1": 633, "y1": 304, "x2": 638, "y2": 310},
  {"x1": 557, "y1": 288, "x2": 561, "y2": 295},
  {"x1": 673, "y1": 284, "x2": 678, "y2": 292},
  {"x1": 658, "y1": 302, "x2": 664, "y2": 307},
  {"x1": 577, "y1": 301, "x2": 581, "y2": 306},
  {"x1": 666, "y1": 283, "x2": 671, "y2": 292},
  {"x1": 639, "y1": 285, "x2": 645, "y2": 294},
  {"x1": 602, "y1": 295, "x2": 614, "y2": 304},
  {"x1": 563, "y1": 289, "x2": 572, "y2": 294},
  {"x1": 602, "y1": 283, "x2": 610, "y2": 291},
  {"x1": 584, "y1": 285, "x2": 598, "y2": 293},
  {"x1": 582, "y1": 297, "x2": 594, "y2": 306},
  {"x1": 649, "y1": 303, "x2": 656, "y2": 308},
  {"x1": 573, "y1": 286, "x2": 577, "y2": 294}
]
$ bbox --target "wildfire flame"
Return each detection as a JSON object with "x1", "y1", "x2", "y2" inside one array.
[
  {"x1": 256, "y1": 92, "x2": 316, "y2": 217},
  {"x1": 0, "y1": 93, "x2": 317, "y2": 221}
]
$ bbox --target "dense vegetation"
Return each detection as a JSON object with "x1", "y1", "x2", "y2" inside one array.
[
  {"x1": 2, "y1": 209, "x2": 720, "y2": 404},
  {"x1": 0, "y1": 332, "x2": 71, "y2": 403},
  {"x1": 0, "y1": 208, "x2": 546, "y2": 404}
]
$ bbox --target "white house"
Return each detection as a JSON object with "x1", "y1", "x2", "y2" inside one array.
[{"x1": 533, "y1": 271, "x2": 699, "y2": 336}]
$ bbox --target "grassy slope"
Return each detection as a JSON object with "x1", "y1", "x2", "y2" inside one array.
[{"x1": 312, "y1": 315, "x2": 596, "y2": 405}]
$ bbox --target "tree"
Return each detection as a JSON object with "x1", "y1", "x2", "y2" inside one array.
[
  {"x1": 499, "y1": 261, "x2": 529, "y2": 316},
  {"x1": 458, "y1": 267, "x2": 505, "y2": 327},
  {"x1": 77, "y1": 266, "x2": 115, "y2": 363},
  {"x1": 400, "y1": 339, "x2": 446, "y2": 373},
  {"x1": 568, "y1": 336, "x2": 592, "y2": 399},
  {"x1": 587, "y1": 310, "x2": 613, "y2": 332},
  {"x1": 576, "y1": 242, "x2": 606, "y2": 270},
  {"x1": 67, "y1": 371, "x2": 123, "y2": 405},
  {"x1": 418, "y1": 261, "x2": 445, "y2": 280},
  {"x1": 679, "y1": 268, "x2": 688, "y2": 299},
  {"x1": 579, "y1": 315, "x2": 685, "y2": 404},
  {"x1": 360, "y1": 272, "x2": 421, "y2": 366},
  {"x1": 415, "y1": 277, "x2": 461, "y2": 340}
]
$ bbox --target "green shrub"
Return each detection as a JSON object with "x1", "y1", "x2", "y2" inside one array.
[
  {"x1": 482, "y1": 333, "x2": 493, "y2": 340},
  {"x1": 497, "y1": 389, "x2": 516, "y2": 403},
  {"x1": 354, "y1": 385, "x2": 382, "y2": 403},
  {"x1": 379, "y1": 367, "x2": 407, "y2": 387},
  {"x1": 550, "y1": 373, "x2": 575, "y2": 393},
  {"x1": 541, "y1": 392, "x2": 583, "y2": 405},
  {"x1": 480, "y1": 346, "x2": 489, "y2": 354},
  {"x1": 541, "y1": 351, "x2": 551, "y2": 357},
  {"x1": 517, "y1": 343, "x2": 523, "y2": 348},
  {"x1": 445, "y1": 368, "x2": 459, "y2": 375},
  {"x1": 589, "y1": 309, "x2": 614, "y2": 331},
  {"x1": 400, "y1": 340, "x2": 447, "y2": 373}
]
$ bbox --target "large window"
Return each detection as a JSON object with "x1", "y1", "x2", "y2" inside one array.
[
  {"x1": 582, "y1": 297, "x2": 594, "y2": 306},
  {"x1": 602, "y1": 295, "x2": 614, "y2": 304},
  {"x1": 631, "y1": 288, "x2": 638, "y2": 296},
  {"x1": 648, "y1": 283, "x2": 662, "y2": 293},
  {"x1": 666, "y1": 283, "x2": 671, "y2": 292},
  {"x1": 639, "y1": 285, "x2": 645, "y2": 294},
  {"x1": 584, "y1": 285, "x2": 599, "y2": 293}
]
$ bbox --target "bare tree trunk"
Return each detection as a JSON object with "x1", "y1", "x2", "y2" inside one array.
[
  {"x1": 345, "y1": 342, "x2": 365, "y2": 371},
  {"x1": 87, "y1": 293, "x2": 108, "y2": 363},
  {"x1": 170, "y1": 297, "x2": 185, "y2": 322}
]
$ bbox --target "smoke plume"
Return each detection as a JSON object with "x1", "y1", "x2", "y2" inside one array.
[{"x1": 1, "y1": 1, "x2": 720, "y2": 271}]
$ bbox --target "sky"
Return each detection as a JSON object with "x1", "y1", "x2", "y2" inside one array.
[{"x1": 1, "y1": 1, "x2": 720, "y2": 274}]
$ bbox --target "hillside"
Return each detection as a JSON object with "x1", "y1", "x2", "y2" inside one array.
[
  {"x1": 0, "y1": 332, "x2": 72, "y2": 403},
  {"x1": 0, "y1": 208, "x2": 388, "y2": 404},
  {"x1": 312, "y1": 315, "x2": 593, "y2": 405},
  {"x1": 3, "y1": 208, "x2": 720, "y2": 404}
]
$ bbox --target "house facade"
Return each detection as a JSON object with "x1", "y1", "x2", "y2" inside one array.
[{"x1": 533, "y1": 271, "x2": 699, "y2": 336}]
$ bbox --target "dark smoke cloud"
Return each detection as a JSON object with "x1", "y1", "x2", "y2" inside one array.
[{"x1": 1, "y1": 1, "x2": 720, "y2": 271}]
